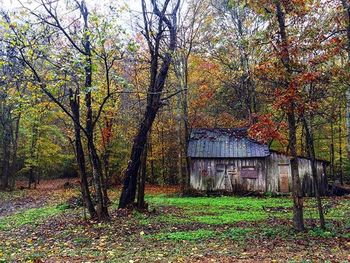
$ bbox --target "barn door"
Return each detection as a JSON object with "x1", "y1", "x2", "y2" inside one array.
[
  {"x1": 278, "y1": 164, "x2": 290, "y2": 193},
  {"x1": 215, "y1": 164, "x2": 226, "y2": 190}
]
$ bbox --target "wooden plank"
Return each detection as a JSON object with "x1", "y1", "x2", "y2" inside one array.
[{"x1": 278, "y1": 164, "x2": 290, "y2": 193}]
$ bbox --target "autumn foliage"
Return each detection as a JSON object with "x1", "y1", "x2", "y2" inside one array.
[{"x1": 248, "y1": 114, "x2": 287, "y2": 144}]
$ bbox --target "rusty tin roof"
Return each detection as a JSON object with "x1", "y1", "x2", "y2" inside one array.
[{"x1": 188, "y1": 128, "x2": 270, "y2": 158}]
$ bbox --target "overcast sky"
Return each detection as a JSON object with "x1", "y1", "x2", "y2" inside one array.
[
  {"x1": 0, "y1": 0, "x2": 144, "y2": 34},
  {"x1": 1, "y1": 0, "x2": 142, "y2": 11}
]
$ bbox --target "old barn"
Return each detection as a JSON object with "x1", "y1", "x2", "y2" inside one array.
[{"x1": 188, "y1": 128, "x2": 328, "y2": 196}]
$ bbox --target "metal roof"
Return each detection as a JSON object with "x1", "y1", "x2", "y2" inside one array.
[{"x1": 188, "y1": 128, "x2": 270, "y2": 158}]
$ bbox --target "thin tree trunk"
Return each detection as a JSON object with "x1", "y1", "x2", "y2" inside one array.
[
  {"x1": 331, "y1": 121, "x2": 335, "y2": 181},
  {"x1": 81, "y1": 2, "x2": 108, "y2": 220},
  {"x1": 28, "y1": 121, "x2": 39, "y2": 189},
  {"x1": 174, "y1": 56, "x2": 191, "y2": 194},
  {"x1": 119, "y1": 107, "x2": 158, "y2": 208},
  {"x1": 149, "y1": 134, "x2": 156, "y2": 184},
  {"x1": 87, "y1": 138, "x2": 109, "y2": 219},
  {"x1": 288, "y1": 111, "x2": 305, "y2": 231},
  {"x1": 275, "y1": 1, "x2": 305, "y2": 231},
  {"x1": 137, "y1": 142, "x2": 147, "y2": 209},
  {"x1": 340, "y1": 0, "x2": 350, "y2": 167},
  {"x1": 1, "y1": 121, "x2": 11, "y2": 190},
  {"x1": 177, "y1": 99, "x2": 184, "y2": 191},
  {"x1": 339, "y1": 106, "x2": 343, "y2": 185},
  {"x1": 69, "y1": 89, "x2": 97, "y2": 219},
  {"x1": 118, "y1": 0, "x2": 179, "y2": 209},
  {"x1": 302, "y1": 116, "x2": 326, "y2": 229},
  {"x1": 161, "y1": 125, "x2": 166, "y2": 184},
  {"x1": 182, "y1": 86, "x2": 191, "y2": 192},
  {"x1": 9, "y1": 115, "x2": 21, "y2": 189}
]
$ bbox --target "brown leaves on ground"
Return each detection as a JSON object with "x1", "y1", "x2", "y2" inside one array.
[{"x1": 0, "y1": 180, "x2": 349, "y2": 262}]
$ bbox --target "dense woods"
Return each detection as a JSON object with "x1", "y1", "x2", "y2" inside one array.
[{"x1": 0, "y1": 0, "x2": 350, "y2": 238}]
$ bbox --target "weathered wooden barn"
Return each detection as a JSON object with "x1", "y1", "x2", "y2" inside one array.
[{"x1": 188, "y1": 128, "x2": 328, "y2": 196}]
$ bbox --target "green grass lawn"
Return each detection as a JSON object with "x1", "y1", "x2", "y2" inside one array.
[{"x1": 0, "y1": 189, "x2": 349, "y2": 262}]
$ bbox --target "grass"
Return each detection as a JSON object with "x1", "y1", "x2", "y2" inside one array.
[
  {"x1": 0, "y1": 187, "x2": 349, "y2": 262},
  {"x1": 144, "y1": 195, "x2": 293, "y2": 225},
  {"x1": 0, "y1": 203, "x2": 69, "y2": 230},
  {"x1": 148, "y1": 229, "x2": 216, "y2": 241}
]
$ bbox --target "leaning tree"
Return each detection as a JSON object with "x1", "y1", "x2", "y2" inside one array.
[{"x1": 119, "y1": 0, "x2": 180, "y2": 209}]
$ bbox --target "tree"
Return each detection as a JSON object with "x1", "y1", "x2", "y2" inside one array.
[
  {"x1": 340, "y1": 0, "x2": 350, "y2": 174},
  {"x1": 274, "y1": 0, "x2": 305, "y2": 231},
  {"x1": 3, "y1": 0, "x2": 124, "y2": 220},
  {"x1": 174, "y1": 0, "x2": 207, "y2": 193},
  {"x1": 118, "y1": 0, "x2": 180, "y2": 209},
  {"x1": 0, "y1": 12, "x2": 24, "y2": 190},
  {"x1": 302, "y1": 116, "x2": 325, "y2": 229}
]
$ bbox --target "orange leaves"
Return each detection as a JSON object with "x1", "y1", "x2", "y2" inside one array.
[
  {"x1": 191, "y1": 84, "x2": 214, "y2": 109},
  {"x1": 248, "y1": 114, "x2": 287, "y2": 144},
  {"x1": 273, "y1": 74, "x2": 321, "y2": 115},
  {"x1": 188, "y1": 55, "x2": 223, "y2": 124},
  {"x1": 273, "y1": 83, "x2": 299, "y2": 112},
  {"x1": 309, "y1": 37, "x2": 343, "y2": 66},
  {"x1": 101, "y1": 126, "x2": 112, "y2": 145},
  {"x1": 296, "y1": 71, "x2": 322, "y2": 84}
]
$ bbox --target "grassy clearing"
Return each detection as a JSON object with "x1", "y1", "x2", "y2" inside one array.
[
  {"x1": 0, "y1": 203, "x2": 69, "y2": 230},
  {"x1": 0, "y1": 189, "x2": 349, "y2": 262},
  {"x1": 149, "y1": 229, "x2": 216, "y2": 241}
]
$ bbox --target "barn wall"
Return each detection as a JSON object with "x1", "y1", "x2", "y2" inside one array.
[
  {"x1": 190, "y1": 158, "x2": 266, "y2": 192},
  {"x1": 266, "y1": 152, "x2": 327, "y2": 195}
]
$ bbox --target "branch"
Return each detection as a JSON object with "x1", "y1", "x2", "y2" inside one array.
[
  {"x1": 17, "y1": 47, "x2": 89, "y2": 137},
  {"x1": 161, "y1": 88, "x2": 188, "y2": 102}
]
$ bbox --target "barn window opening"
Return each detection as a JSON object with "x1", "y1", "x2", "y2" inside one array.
[
  {"x1": 216, "y1": 164, "x2": 225, "y2": 173},
  {"x1": 241, "y1": 166, "x2": 258, "y2": 179}
]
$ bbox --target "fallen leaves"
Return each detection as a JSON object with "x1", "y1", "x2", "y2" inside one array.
[{"x1": 0, "y1": 182, "x2": 349, "y2": 262}]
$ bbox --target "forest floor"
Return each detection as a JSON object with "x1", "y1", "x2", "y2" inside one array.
[{"x1": 0, "y1": 179, "x2": 349, "y2": 262}]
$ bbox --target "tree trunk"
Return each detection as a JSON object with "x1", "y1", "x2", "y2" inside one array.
[
  {"x1": 87, "y1": 137, "x2": 109, "y2": 220},
  {"x1": 76, "y1": 134, "x2": 96, "y2": 219},
  {"x1": 149, "y1": 134, "x2": 156, "y2": 184},
  {"x1": 288, "y1": 111, "x2": 305, "y2": 231},
  {"x1": 84, "y1": 67, "x2": 109, "y2": 220},
  {"x1": 330, "y1": 121, "x2": 335, "y2": 180},
  {"x1": 28, "y1": 121, "x2": 39, "y2": 189},
  {"x1": 177, "y1": 107, "x2": 184, "y2": 192},
  {"x1": 174, "y1": 55, "x2": 191, "y2": 194},
  {"x1": 339, "y1": 106, "x2": 343, "y2": 185},
  {"x1": 302, "y1": 116, "x2": 326, "y2": 229},
  {"x1": 340, "y1": 0, "x2": 350, "y2": 168},
  {"x1": 161, "y1": 125, "x2": 166, "y2": 184},
  {"x1": 119, "y1": 106, "x2": 158, "y2": 208},
  {"x1": 118, "y1": 0, "x2": 179, "y2": 209},
  {"x1": 69, "y1": 89, "x2": 97, "y2": 219},
  {"x1": 137, "y1": 143, "x2": 147, "y2": 209},
  {"x1": 182, "y1": 86, "x2": 191, "y2": 193},
  {"x1": 81, "y1": 2, "x2": 109, "y2": 220},
  {"x1": 275, "y1": 1, "x2": 305, "y2": 231},
  {"x1": 1, "y1": 122, "x2": 11, "y2": 190},
  {"x1": 9, "y1": 115, "x2": 21, "y2": 189}
]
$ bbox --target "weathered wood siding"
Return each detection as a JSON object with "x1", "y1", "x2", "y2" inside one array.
[
  {"x1": 266, "y1": 152, "x2": 327, "y2": 195},
  {"x1": 190, "y1": 158, "x2": 266, "y2": 192},
  {"x1": 190, "y1": 153, "x2": 328, "y2": 195}
]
